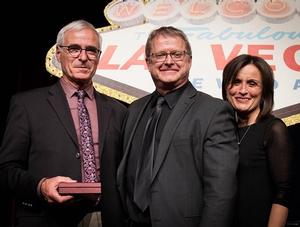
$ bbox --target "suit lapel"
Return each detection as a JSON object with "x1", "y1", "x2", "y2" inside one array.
[
  {"x1": 47, "y1": 82, "x2": 78, "y2": 147},
  {"x1": 152, "y1": 83, "x2": 197, "y2": 182},
  {"x1": 94, "y1": 92, "x2": 110, "y2": 159},
  {"x1": 117, "y1": 95, "x2": 152, "y2": 183}
]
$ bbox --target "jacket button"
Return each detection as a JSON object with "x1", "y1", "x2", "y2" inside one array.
[{"x1": 75, "y1": 152, "x2": 80, "y2": 159}]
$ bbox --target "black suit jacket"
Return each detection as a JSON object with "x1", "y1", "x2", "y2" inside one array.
[
  {"x1": 117, "y1": 82, "x2": 239, "y2": 227},
  {"x1": 0, "y1": 82, "x2": 127, "y2": 227}
]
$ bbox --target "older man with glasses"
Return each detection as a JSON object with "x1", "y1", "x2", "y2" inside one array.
[{"x1": 0, "y1": 19, "x2": 127, "y2": 227}]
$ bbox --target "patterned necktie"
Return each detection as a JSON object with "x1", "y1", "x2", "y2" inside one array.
[
  {"x1": 77, "y1": 90, "x2": 97, "y2": 183},
  {"x1": 134, "y1": 96, "x2": 165, "y2": 211}
]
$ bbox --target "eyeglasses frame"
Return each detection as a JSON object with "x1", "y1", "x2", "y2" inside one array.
[
  {"x1": 148, "y1": 50, "x2": 191, "y2": 63},
  {"x1": 58, "y1": 45, "x2": 101, "y2": 59}
]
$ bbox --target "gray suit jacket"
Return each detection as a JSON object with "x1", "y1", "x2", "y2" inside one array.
[
  {"x1": 0, "y1": 81, "x2": 127, "y2": 227},
  {"x1": 117, "y1": 82, "x2": 239, "y2": 227}
]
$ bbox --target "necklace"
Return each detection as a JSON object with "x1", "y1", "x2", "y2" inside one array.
[{"x1": 238, "y1": 125, "x2": 251, "y2": 145}]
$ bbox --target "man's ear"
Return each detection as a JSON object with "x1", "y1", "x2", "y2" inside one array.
[
  {"x1": 145, "y1": 57, "x2": 151, "y2": 64},
  {"x1": 55, "y1": 46, "x2": 61, "y2": 63}
]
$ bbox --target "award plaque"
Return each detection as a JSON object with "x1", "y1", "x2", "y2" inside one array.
[{"x1": 58, "y1": 182, "x2": 101, "y2": 194}]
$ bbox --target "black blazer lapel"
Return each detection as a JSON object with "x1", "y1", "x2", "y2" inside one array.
[
  {"x1": 117, "y1": 95, "x2": 152, "y2": 187},
  {"x1": 47, "y1": 82, "x2": 78, "y2": 147},
  {"x1": 152, "y1": 83, "x2": 197, "y2": 182},
  {"x1": 94, "y1": 92, "x2": 111, "y2": 159}
]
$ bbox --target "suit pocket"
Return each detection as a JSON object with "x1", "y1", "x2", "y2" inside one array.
[
  {"x1": 184, "y1": 215, "x2": 202, "y2": 227},
  {"x1": 15, "y1": 204, "x2": 46, "y2": 227},
  {"x1": 173, "y1": 139, "x2": 204, "y2": 218}
]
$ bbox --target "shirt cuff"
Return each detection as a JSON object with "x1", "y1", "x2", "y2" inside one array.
[{"x1": 37, "y1": 177, "x2": 48, "y2": 199}]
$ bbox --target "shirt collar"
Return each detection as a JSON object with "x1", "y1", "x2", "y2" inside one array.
[
  {"x1": 60, "y1": 76, "x2": 94, "y2": 100},
  {"x1": 155, "y1": 82, "x2": 188, "y2": 109}
]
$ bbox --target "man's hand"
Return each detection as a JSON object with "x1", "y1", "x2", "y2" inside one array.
[{"x1": 40, "y1": 176, "x2": 77, "y2": 203}]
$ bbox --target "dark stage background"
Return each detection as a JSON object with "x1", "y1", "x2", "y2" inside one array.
[{"x1": 1, "y1": 1, "x2": 299, "y2": 225}]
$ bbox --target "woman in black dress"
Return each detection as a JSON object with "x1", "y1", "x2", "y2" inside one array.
[{"x1": 222, "y1": 54, "x2": 294, "y2": 227}]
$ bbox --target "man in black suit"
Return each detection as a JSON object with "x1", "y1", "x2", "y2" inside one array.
[
  {"x1": 0, "y1": 19, "x2": 127, "y2": 227},
  {"x1": 117, "y1": 26, "x2": 239, "y2": 227}
]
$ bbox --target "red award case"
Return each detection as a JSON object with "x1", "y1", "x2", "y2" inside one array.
[{"x1": 58, "y1": 182, "x2": 101, "y2": 194}]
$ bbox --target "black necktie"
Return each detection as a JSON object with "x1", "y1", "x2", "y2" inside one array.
[{"x1": 134, "y1": 96, "x2": 165, "y2": 211}]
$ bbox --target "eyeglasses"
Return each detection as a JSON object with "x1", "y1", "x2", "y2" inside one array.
[
  {"x1": 149, "y1": 50, "x2": 190, "y2": 62},
  {"x1": 59, "y1": 44, "x2": 101, "y2": 60}
]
